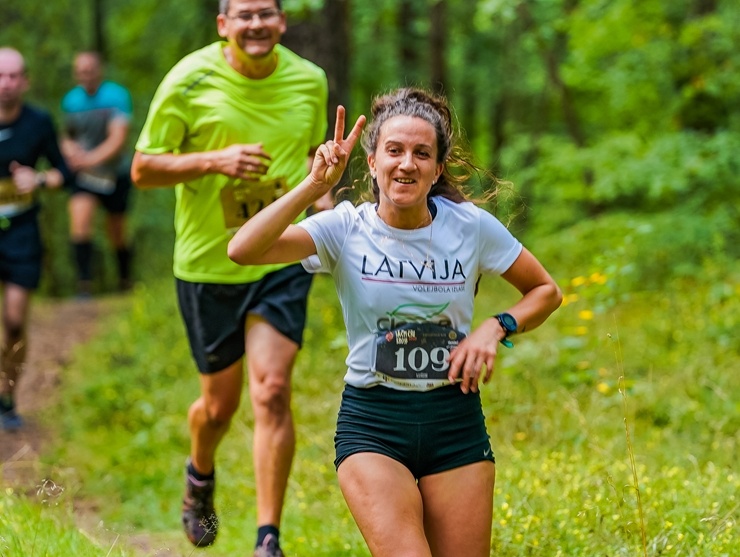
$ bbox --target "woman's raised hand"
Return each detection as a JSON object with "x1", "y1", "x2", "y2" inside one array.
[{"x1": 310, "y1": 106, "x2": 366, "y2": 192}]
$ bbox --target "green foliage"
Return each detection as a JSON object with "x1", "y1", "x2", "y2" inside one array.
[
  {"x1": 529, "y1": 207, "x2": 739, "y2": 302},
  {"x1": 349, "y1": 0, "x2": 407, "y2": 106},
  {"x1": 478, "y1": 214, "x2": 740, "y2": 555},
  {"x1": 0, "y1": 206, "x2": 733, "y2": 555},
  {"x1": 1, "y1": 1, "x2": 739, "y2": 553},
  {"x1": 586, "y1": 131, "x2": 740, "y2": 206},
  {"x1": 41, "y1": 276, "x2": 366, "y2": 555},
  {"x1": 478, "y1": 0, "x2": 740, "y2": 223},
  {"x1": 33, "y1": 184, "x2": 174, "y2": 297},
  {"x1": 4, "y1": 0, "x2": 740, "y2": 293},
  {"x1": 504, "y1": 128, "x2": 740, "y2": 233},
  {"x1": 0, "y1": 487, "x2": 132, "y2": 556}
]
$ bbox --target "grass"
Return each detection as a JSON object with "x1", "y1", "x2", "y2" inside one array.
[
  {"x1": 0, "y1": 483, "x2": 132, "y2": 556},
  {"x1": 1, "y1": 208, "x2": 739, "y2": 556}
]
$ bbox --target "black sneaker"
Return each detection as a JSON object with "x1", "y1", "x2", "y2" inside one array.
[
  {"x1": 0, "y1": 396, "x2": 23, "y2": 431},
  {"x1": 253, "y1": 534, "x2": 285, "y2": 557},
  {"x1": 182, "y1": 459, "x2": 218, "y2": 546}
]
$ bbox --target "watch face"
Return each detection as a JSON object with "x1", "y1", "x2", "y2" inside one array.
[{"x1": 499, "y1": 313, "x2": 517, "y2": 332}]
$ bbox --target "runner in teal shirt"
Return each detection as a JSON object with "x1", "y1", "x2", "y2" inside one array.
[{"x1": 61, "y1": 51, "x2": 134, "y2": 295}]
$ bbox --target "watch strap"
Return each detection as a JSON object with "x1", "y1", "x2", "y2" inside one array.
[{"x1": 494, "y1": 313, "x2": 517, "y2": 348}]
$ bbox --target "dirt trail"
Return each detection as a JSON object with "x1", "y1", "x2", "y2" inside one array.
[
  {"x1": 0, "y1": 298, "x2": 100, "y2": 484},
  {"x1": 0, "y1": 297, "x2": 182, "y2": 555}
]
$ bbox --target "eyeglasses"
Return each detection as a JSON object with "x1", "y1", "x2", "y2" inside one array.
[{"x1": 227, "y1": 9, "x2": 281, "y2": 23}]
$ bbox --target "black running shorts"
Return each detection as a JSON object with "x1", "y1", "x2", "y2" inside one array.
[
  {"x1": 0, "y1": 210, "x2": 42, "y2": 290},
  {"x1": 176, "y1": 264, "x2": 313, "y2": 374},
  {"x1": 335, "y1": 384, "x2": 495, "y2": 478},
  {"x1": 69, "y1": 172, "x2": 132, "y2": 214}
]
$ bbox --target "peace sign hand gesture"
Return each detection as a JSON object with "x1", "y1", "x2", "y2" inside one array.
[{"x1": 309, "y1": 106, "x2": 366, "y2": 194}]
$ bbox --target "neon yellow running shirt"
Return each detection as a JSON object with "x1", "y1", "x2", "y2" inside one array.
[{"x1": 136, "y1": 42, "x2": 328, "y2": 283}]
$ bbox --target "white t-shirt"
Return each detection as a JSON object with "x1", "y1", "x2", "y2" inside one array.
[{"x1": 298, "y1": 197, "x2": 522, "y2": 391}]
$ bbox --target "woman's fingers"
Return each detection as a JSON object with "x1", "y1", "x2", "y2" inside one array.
[
  {"x1": 448, "y1": 344, "x2": 496, "y2": 393},
  {"x1": 483, "y1": 355, "x2": 495, "y2": 384},
  {"x1": 334, "y1": 105, "x2": 346, "y2": 143},
  {"x1": 333, "y1": 105, "x2": 366, "y2": 151},
  {"x1": 316, "y1": 143, "x2": 335, "y2": 167},
  {"x1": 312, "y1": 108, "x2": 366, "y2": 187},
  {"x1": 343, "y1": 114, "x2": 366, "y2": 151},
  {"x1": 462, "y1": 358, "x2": 480, "y2": 394}
]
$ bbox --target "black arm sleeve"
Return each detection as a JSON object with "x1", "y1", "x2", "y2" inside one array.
[{"x1": 40, "y1": 115, "x2": 72, "y2": 185}]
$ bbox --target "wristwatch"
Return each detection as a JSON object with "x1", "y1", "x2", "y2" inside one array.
[{"x1": 494, "y1": 312, "x2": 518, "y2": 348}]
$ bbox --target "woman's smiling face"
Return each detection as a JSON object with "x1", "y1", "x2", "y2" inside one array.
[{"x1": 368, "y1": 115, "x2": 444, "y2": 214}]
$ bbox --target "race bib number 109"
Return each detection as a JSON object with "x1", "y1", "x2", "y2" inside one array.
[{"x1": 374, "y1": 322, "x2": 465, "y2": 381}]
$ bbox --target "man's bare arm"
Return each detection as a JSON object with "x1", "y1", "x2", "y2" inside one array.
[{"x1": 131, "y1": 144, "x2": 272, "y2": 189}]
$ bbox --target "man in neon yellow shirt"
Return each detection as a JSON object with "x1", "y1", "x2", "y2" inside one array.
[{"x1": 131, "y1": 1, "x2": 328, "y2": 555}]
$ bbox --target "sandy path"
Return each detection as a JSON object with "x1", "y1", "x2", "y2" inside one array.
[{"x1": 0, "y1": 298, "x2": 100, "y2": 484}]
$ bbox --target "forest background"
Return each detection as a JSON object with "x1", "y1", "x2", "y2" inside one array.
[{"x1": 0, "y1": 0, "x2": 738, "y2": 556}]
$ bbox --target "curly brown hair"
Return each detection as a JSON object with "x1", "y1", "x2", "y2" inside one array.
[{"x1": 359, "y1": 87, "x2": 501, "y2": 205}]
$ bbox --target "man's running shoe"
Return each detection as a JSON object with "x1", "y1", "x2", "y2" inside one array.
[
  {"x1": 254, "y1": 534, "x2": 285, "y2": 557},
  {"x1": 0, "y1": 397, "x2": 23, "y2": 431},
  {"x1": 182, "y1": 459, "x2": 218, "y2": 546}
]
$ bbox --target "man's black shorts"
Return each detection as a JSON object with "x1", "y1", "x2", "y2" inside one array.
[
  {"x1": 335, "y1": 384, "x2": 495, "y2": 479},
  {"x1": 176, "y1": 264, "x2": 313, "y2": 374},
  {"x1": 0, "y1": 210, "x2": 42, "y2": 290},
  {"x1": 69, "y1": 171, "x2": 132, "y2": 214}
]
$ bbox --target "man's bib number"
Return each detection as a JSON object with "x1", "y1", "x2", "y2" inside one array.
[
  {"x1": 374, "y1": 322, "x2": 465, "y2": 383},
  {"x1": 220, "y1": 177, "x2": 287, "y2": 229},
  {"x1": 0, "y1": 178, "x2": 33, "y2": 215}
]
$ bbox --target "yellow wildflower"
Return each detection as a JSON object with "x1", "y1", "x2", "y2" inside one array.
[{"x1": 590, "y1": 272, "x2": 608, "y2": 284}]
